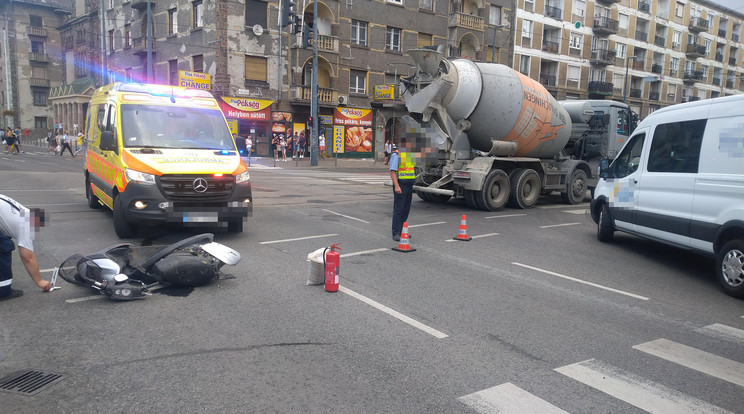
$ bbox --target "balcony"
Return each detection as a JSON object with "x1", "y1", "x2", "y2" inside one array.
[
  {"x1": 596, "y1": 0, "x2": 621, "y2": 4},
  {"x1": 669, "y1": 69, "x2": 678, "y2": 77},
  {"x1": 448, "y1": 12, "x2": 484, "y2": 31},
  {"x1": 132, "y1": 37, "x2": 156, "y2": 55},
  {"x1": 542, "y1": 38, "x2": 559, "y2": 53},
  {"x1": 590, "y1": 49, "x2": 616, "y2": 65},
  {"x1": 689, "y1": 17, "x2": 709, "y2": 32},
  {"x1": 685, "y1": 43, "x2": 706, "y2": 59},
  {"x1": 131, "y1": 0, "x2": 154, "y2": 10},
  {"x1": 651, "y1": 63, "x2": 663, "y2": 74},
  {"x1": 715, "y1": 52, "x2": 724, "y2": 62},
  {"x1": 632, "y1": 59, "x2": 645, "y2": 70},
  {"x1": 289, "y1": 85, "x2": 339, "y2": 106},
  {"x1": 593, "y1": 17, "x2": 619, "y2": 36},
  {"x1": 649, "y1": 91, "x2": 660, "y2": 101},
  {"x1": 730, "y1": 57, "x2": 738, "y2": 65},
  {"x1": 545, "y1": 5, "x2": 562, "y2": 20},
  {"x1": 635, "y1": 30, "x2": 648, "y2": 42},
  {"x1": 28, "y1": 52, "x2": 49, "y2": 62},
  {"x1": 587, "y1": 81, "x2": 614, "y2": 96},
  {"x1": 629, "y1": 88, "x2": 642, "y2": 98},
  {"x1": 539, "y1": 74, "x2": 557, "y2": 87},
  {"x1": 29, "y1": 78, "x2": 50, "y2": 87},
  {"x1": 638, "y1": 1, "x2": 650, "y2": 13},
  {"x1": 654, "y1": 35, "x2": 666, "y2": 47},
  {"x1": 27, "y1": 26, "x2": 47, "y2": 37},
  {"x1": 683, "y1": 70, "x2": 704, "y2": 84},
  {"x1": 308, "y1": 35, "x2": 339, "y2": 53}
]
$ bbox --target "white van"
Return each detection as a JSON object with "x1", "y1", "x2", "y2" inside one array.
[{"x1": 590, "y1": 94, "x2": 744, "y2": 298}]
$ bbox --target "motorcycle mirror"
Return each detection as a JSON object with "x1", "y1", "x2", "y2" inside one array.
[{"x1": 114, "y1": 274, "x2": 129, "y2": 282}]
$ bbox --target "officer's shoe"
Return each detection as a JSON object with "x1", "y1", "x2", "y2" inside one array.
[
  {"x1": 0, "y1": 289, "x2": 24, "y2": 301},
  {"x1": 392, "y1": 234, "x2": 400, "y2": 242}
]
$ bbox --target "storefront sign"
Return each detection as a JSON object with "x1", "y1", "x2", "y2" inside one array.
[
  {"x1": 333, "y1": 126, "x2": 345, "y2": 154},
  {"x1": 374, "y1": 85, "x2": 395, "y2": 100},
  {"x1": 178, "y1": 71, "x2": 211, "y2": 90},
  {"x1": 334, "y1": 108, "x2": 373, "y2": 127},
  {"x1": 319, "y1": 115, "x2": 333, "y2": 125},
  {"x1": 226, "y1": 119, "x2": 238, "y2": 134},
  {"x1": 218, "y1": 97, "x2": 273, "y2": 120},
  {"x1": 272, "y1": 122, "x2": 286, "y2": 133},
  {"x1": 272, "y1": 112, "x2": 292, "y2": 122}
]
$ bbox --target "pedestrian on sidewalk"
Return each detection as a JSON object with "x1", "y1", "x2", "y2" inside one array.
[
  {"x1": 292, "y1": 132, "x2": 300, "y2": 159},
  {"x1": 0, "y1": 195, "x2": 52, "y2": 301},
  {"x1": 59, "y1": 131, "x2": 75, "y2": 157},
  {"x1": 384, "y1": 139, "x2": 392, "y2": 165},
  {"x1": 280, "y1": 134, "x2": 287, "y2": 161},
  {"x1": 319, "y1": 133, "x2": 326, "y2": 159},
  {"x1": 272, "y1": 134, "x2": 280, "y2": 161},
  {"x1": 298, "y1": 131, "x2": 306, "y2": 158}
]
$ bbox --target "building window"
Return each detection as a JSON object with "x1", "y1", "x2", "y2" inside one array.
[
  {"x1": 108, "y1": 30, "x2": 114, "y2": 51},
  {"x1": 672, "y1": 30, "x2": 681, "y2": 47},
  {"x1": 419, "y1": 0, "x2": 433, "y2": 12},
  {"x1": 522, "y1": 20, "x2": 533, "y2": 39},
  {"x1": 31, "y1": 40, "x2": 44, "y2": 54},
  {"x1": 169, "y1": 60, "x2": 178, "y2": 85},
  {"x1": 168, "y1": 9, "x2": 177, "y2": 35},
  {"x1": 124, "y1": 24, "x2": 131, "y2": 48},
  {"x1": 387, "y1": 0, "x2": 402, "y2": 4},
  {"x1": 589, "y1": 68, "x2": 606, "y2": 82},
  {"x1": 245, "y1": 56, "x2": 267, "y2": 82},
  {"x1": 619, "y1": 13, "x2": 629, "y2": 30},
  {"x1": 108, "y1": 0, "x2": 115, "y2": 9},
  {"x1": 616, "y1": 43, "x2": 626, "y2": 59},
  {"x1": 30, "y1": 15, "x2": 42, "y2": 27},
  {"x1": 573, "y1": 0, "x2": 585, "y2": 18},
  {"x1": 567, "y1": 65, "x2": 580, "y2": 83},
  {"x1": 192, "y1": 54, "x2": 203, "y2": 73},
  {"x1": 32, "y1": 90, "x2": 47, "y2": 106},
  {"x1": 524, "y1": 0, "x2": 534, "y2": 12},
  {"x1": 386, "y1": 27, "x2": 401, "y2": 51},
  {"x1": 704, "y1": 38, "x2": 711, "y2": 55},
  {"x1": 569, "y1": 32, "x2": 582, "y2": 50},
  {"x1": 193, "y1": 0, "x2": 204, "y2": 28},
  {"x1": 675, "y1": 1, "x2": 684, "y2": 17},
  {"x1": 670, "y1": 57, "x2": 679, "y2": 72},
  {"x1": 350, "y1": 70, "x2": 367, "y2": 94},
  {"x1": 519, "y1": 55, "x2": 530, "y2": 75},
  {"x1": 417, "y1": 32, "x2": 432, "y2": 48},
  {"x1": 490, "y1": 6, "x2": 501, "y2": 25},
  {"x1": 34, "y1": 116, "x2": 47, "y2": 129},
  {"x1": 351, "y1": 20, "x2": 367, "y2": 46},
  {"x1": 245, "y1": 0, "x2": 268, "y2": 27}
]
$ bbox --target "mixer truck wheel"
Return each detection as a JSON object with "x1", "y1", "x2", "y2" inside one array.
[
  {"x1": 508, "y1": 168, "x2": 540, "y2": 209},
  {"x1": 476, "y1": 169, "x2": 510, "y2": 211},
  {"x1": 561, "y1": 169, "x2": 588, "y2": 205},
  {"x1": 464, "y1": 190, "x2": 478, "y2": 209},
  {"x1": 416, "y1": 190, "x2": 430, "y2": 202}
]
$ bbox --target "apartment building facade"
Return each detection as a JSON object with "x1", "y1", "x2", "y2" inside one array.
[{"x1": 514, "y1": 0, "x2": 744, "y2": 118}]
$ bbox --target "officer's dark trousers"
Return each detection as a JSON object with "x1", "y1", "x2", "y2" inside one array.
[
  {"x1": 0, "y1": 236, "x2": 15, "y2": 296},
  {"x1": 392, "y1": 180, "x2": 415, "y2": 237}
]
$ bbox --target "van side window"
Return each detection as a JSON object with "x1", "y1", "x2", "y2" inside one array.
[
  {"x1": 611, "y1": 133, "x2": 645, "y2": 178},
  {"x1": 647, "y1": 119, "x2": 706, "y2": 173}
]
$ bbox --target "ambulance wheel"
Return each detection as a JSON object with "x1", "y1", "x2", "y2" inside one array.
[
  {"x1": 85, "y1": 176, "x2": 102, "y2": 209},
  {"x1": 113, "y1": 195, "x2": 137, "y2": 239},
  {"x1": 509, "y1": 168, "x2": 540, "y2": 209},
  {"x1": 562, "y1": 169, "x2": 588, "y2": 205},
  {"x1": 717, "y1": 239, "x2": 744, "y2": 299},
  {"x1": 476, "y1": 169, "x2": 509, "y2": 211},
  {"x1": 228, "y1": 221, "x2": 243, "y2": 233}
]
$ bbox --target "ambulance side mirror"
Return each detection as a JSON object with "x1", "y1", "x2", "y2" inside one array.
[{"x1": 100, "y1": 130, "x2": 117, "y2": 153}]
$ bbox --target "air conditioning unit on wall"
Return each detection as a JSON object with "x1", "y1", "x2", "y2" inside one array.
[{"x1": 338, "y1": 95, "x2": 349, "y2": 105}]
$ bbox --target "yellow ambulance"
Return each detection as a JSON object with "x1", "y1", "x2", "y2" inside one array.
[{"x1": 84, "y1": 83, "x2": 252, "y2": 238}]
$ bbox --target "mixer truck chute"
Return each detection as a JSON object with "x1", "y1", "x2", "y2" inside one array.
[{"x1": 399, "y1": 48, "x2": 635, "y2": 210}]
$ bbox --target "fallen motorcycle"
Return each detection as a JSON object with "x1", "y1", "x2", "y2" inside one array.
[{"x1": 57, "y1": 233, "x2": 240, "y2": 300}]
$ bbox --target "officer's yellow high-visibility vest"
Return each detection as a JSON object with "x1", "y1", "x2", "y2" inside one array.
[{"x1": 397, "y1": 151, "x2": 416, "y2": 180}]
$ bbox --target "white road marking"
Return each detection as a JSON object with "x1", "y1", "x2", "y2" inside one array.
[
  {"x1": 458, "y1": 382, "x2": 569, "y2": 414},
  {"x1": 321, "y1": 208, "x2": 370, "y2": 224},
  {"x1": 555, "y1": 359, "x2": 733, "y2": 414},
  {"x1": 260, "y1": 233, "x2": 339, "y2": 245},
  {"x1": 633, "y1": 338, "x2": 744, "y2": 387},
  {"x1": 695, "y1": 323, "x2": 744, "y2": 346},
  {"x1": 539, "y1": 223, "x2": 581, "y2": 228},
  {"x1": 338, "y1": 286, "x2": 448, "y2": 339},
  {"x1": 512, "y1": 262, "x2": 649, "y2": 300},
  {"x1": 408, "y1": 221, "x2": 446, "y2": 228},
  {"x1": 445, "y1": 232, "x2": 499, "y2": 242},
  {"x1": 562, "y1": 209, "x2": 588, "y2": 215},
  {"x1": 484, "y1": 213, "x2": 526, "y2": 219},
  {"x1": 66, "y1": 295, "x2": 104, "y2": 303},
  {"x1": 340, "y1": 248, "x2": 389, "y2": 258}
]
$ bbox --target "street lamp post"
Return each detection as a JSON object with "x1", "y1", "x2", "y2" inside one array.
[
  {"x1": 623, "y1": 55, "x2": 638, "y2": 104},
  {"x1": 491, "y1": 25, "x2": 505, "y2": 63}
]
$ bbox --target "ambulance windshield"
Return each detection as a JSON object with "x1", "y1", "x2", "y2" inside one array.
[{"x1": 120, "y1": 105, "x2": 234, "y2": 150}]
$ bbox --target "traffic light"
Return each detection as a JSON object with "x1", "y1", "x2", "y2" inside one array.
[
  {"x1": 280, "y1": 0, "x2": 297, "y2": 27},
  {"x1": 302, "y1": 23, "x2": 311, "y2": 48},
  {"x1": 306, "y1": 117, "x2": 313, "y2": 130},
  {"x1": 293, "y1": 20, "x2": 302, "y2": 35}
]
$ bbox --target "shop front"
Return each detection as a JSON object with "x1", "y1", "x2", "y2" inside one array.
[
  {"x1": 218, "y1": 97, "x2": 273, "y2": 157},
  {"x1": 331, "y1": 107, "x2": 374, "y2": 158}
]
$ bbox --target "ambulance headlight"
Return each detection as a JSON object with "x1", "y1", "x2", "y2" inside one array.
[
  {"x1": 125, "y1": 168, "x2": 156, "y2": 185},
  {"x1": 235, "y1": 171, "x2": 250, "y2": 184}
]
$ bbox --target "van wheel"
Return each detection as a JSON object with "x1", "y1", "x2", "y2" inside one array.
[
  {"x1": 85, "y1": 176, "x2": 102, "y2": 209},
  {"x1": 228, "y1": 221, "x2": 243, "y2": 233},
  {"x1": 113, "y1": 195, "x2": 137, "y2": 239},
  {"x1": 508, "y1": 168, "x2": 540, "y2": 209},
  {"x1": 561, "y1": 169, "x2": 588, "y2": 205},
  {"x1": 717, "y1": 240, "x2": 744, "y2": 298},
  {"x1": 597, "y1": 203, "x2": 614, "y2": 242},
  {"x1": 476, "y1": 169, "x2": 509, "y2": 211}
]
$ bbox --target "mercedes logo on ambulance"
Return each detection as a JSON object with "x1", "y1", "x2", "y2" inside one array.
[{"x1": 192, "y1": 178, "x2": 208, "y2": 193}]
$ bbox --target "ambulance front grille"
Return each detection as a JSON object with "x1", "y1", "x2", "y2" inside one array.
[{"x1": 158, "y1": 174, "x2": 235, "y2": 200}]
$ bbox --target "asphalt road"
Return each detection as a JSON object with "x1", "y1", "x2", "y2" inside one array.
[{"x1": 1, "y1": 148, "x2": 743, "y2": 413}]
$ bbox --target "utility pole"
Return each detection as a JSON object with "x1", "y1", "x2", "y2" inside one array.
[
  {"x1": 146, "y1": 0, "x2": 153, "y2": 82},
  {"x1": 100, "y1": 0, "x2": 108, "y2": 84},
  {"x1": 309, "y1": 0, "x2": 319, "y2": 166}
]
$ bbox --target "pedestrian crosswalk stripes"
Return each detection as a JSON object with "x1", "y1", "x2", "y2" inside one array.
[
  {"x1": 338, "y1": 175, "x2": 391, "y2": 185},
  {"x1": 458, "y1": 383, "x2": 569, "y2": 414},
  {"x1": 458, "y1": 322, "x2": 743, "y2": 413}
]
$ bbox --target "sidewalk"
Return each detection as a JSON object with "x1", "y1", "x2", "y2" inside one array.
[{"x1": 244, "y1": 155, "x2": 390, "y2": 173}]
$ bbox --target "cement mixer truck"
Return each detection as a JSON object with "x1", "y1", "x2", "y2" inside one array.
[{"x1": 399, "y1": 48, "x2": 635, "y2": 210}]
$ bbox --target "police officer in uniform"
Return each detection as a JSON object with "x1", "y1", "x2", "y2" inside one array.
[
  {"x1": 389, "y1": 142, "x2": 416, "y2": 241},
  {"x1": 0, "y1": 195, "x2": 52, "y2": 301}
]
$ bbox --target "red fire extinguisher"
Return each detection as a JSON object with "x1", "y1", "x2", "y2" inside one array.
[{"x1": 324, "y1": 243, "x2": 341, "y2": 292}]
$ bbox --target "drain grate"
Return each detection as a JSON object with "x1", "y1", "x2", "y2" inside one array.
[{"x1": 0, "y1": 370, "x2": 65, "y2": 396}]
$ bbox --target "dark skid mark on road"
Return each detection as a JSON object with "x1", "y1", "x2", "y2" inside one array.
[
  {"x1": 101, "y1": 343, "x2": 332, "y2": 367},
  {"x1": 308, "y1": 199, "x2": 334, "y2": 204},
  {"x1": 487, "y1": 333, "x2": 550, "y2": 363}
]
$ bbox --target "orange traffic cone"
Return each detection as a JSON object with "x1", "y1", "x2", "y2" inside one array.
[
  {"x1": 453, "y1": 214, "x2": 472, "y2": 241},
  {"x1": 393, "y1": 222, "x2": 416, "y2": 252}
]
